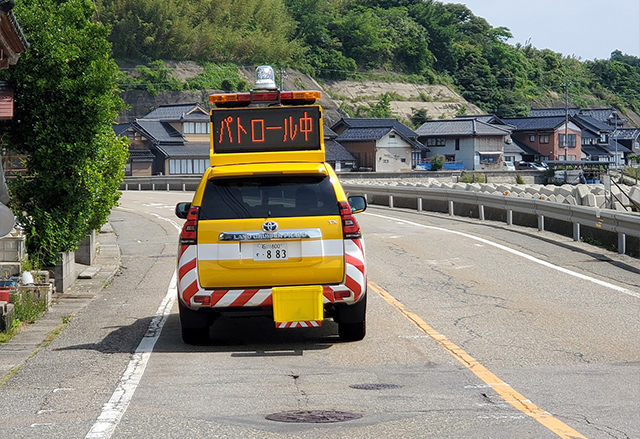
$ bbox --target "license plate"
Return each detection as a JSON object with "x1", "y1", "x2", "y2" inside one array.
[{"x1": 254, "y1": 242, "x2": 289, "y2": 261}]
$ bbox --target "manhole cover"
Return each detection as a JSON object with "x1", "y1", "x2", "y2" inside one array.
[
  {"x1": 349, "y1": 383, "x2": 403, "y2": 390},
  {"x1": 265, "y1": 410, "x2": 362, "y2": 423}
]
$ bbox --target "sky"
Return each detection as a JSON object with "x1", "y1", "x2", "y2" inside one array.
[{"x1": 449, "y1": 0, "x2": 640, "y2": 61}]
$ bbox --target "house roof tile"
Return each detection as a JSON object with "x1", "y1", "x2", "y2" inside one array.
[
  {"x1": 415, "y1": 119, "x2": 511, "y2": 136},
  {"x1": 325, "y1": 139, "x2": 356, "y2": 162},
  {"x1": 153, "y1": 141, "x2": 210, "y2": 158},
  {"x1": 501, "y1": 116, "x2": 566, "y2": 131},
  {"x1": 133, "y1": 120, "x2": 184, "y2": 143},
  {"x1": 143, "y1": 103, "x2": 209, "y2": 121}
]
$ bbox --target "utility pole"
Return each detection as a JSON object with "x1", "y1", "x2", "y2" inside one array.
[{"x1": 564, "y1": 80, "x2": 569, "y2": 182}]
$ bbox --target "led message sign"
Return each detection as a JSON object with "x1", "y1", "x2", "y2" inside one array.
[{"x1": 211, "y1": 106, "x2": 321, "y2": 154}]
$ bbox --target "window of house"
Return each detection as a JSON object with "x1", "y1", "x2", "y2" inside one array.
[
  {"x1": 558, "y1": 134, "x2": 576, "y2": 147},
  {"x1": 184, "y1": 122, "x2": 210, "y2": 134},
  {"x1": 445, "y1": 154, "x2": 456, "y2": 162},
  {"x1": 530, "y1": 135, "x2": 535, "y2": 142},
  {"x1": 539, "y1": 135, "x2": 550, "y2": 144},
  {"x1": 426, "y1": 137, "x2": 446, "y2": 146},
  {"x1": 169, "y1": 159, "x2": 209, "y2": 175},
  {"x1": 455, "y1": 139, "x2": 460, "y2": 150}
]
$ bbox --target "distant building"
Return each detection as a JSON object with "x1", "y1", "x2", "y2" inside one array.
[
  {"x1": 501, "y1": 116, "x2": 582, "y2": 162},
  {"x1": 331, "y1": 118, "x2": 426, "y2": 172},
  {"x1": 415, "y1": 117, "x2": 512, "y2": 170}
]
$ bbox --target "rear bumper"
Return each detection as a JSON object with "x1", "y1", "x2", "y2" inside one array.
[{"x1": 177, "y1": 238, "x2": 366, "y2": 310}]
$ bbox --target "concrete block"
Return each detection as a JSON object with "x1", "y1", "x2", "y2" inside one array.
[
  {"x1": 540, "y1": 186, "x2": 556, "y2": 196},
  {"x1": 524, "y1": 185, "x2": 542, "y2": 195},
  {"x1": 614, "y1": 201, "x2": 629, "y2": 211},
  {"x1": 564, "y1": 195, "x2": 578, "y2": 205},
  {"x1": 480, "y1": 184, "x2": 495, "y2": 193},
  {"x1": 629, "y1": 185, "x2": 640, "y2": 206},
  {"x1": 76, "y1": 230, "x2": 97, "y2": 265},
  {"x1": 554, "y1": 194, "x2": 566, "y2": 204},
  {"x1": 466, "y1": 183, "x2": 482, "y2": 191},
  {"x1": 592, "y1": 185, "x2": 606, "y2": 195},
  {"x1": 452, "y1": 183, "x2": 467, "y2": 191},
  {"x1": 583, "y1": 193, "x2": 597, "y2": 207},
  {"x1": 595, "y1": 195, "x2": 606, "y2": 208},
  {"x1": 574, "y1": 184, "x2": 591, "y2": 200},
  {"x1": 0, "y1": 301, "x2": 15, "y2": 332},
  {"x1": 520, "y1": 192, "x2": 534, "y2": 199},
  {"x1": 547, "y1": 195, "x2": 557, "y2": 203},
  {"x1": 557, "y1": 186, "x2": 573, "y2": 197}
]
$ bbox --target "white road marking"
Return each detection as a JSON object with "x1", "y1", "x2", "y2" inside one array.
[
  {"x1": 85, "y1": 213, "x2": 182, "y2": 439},
  {"x1": 85, "y1": 272, "x2": 176, "y2": 439},
  {"x1": 367, "y1": 212, "x2": 640, "y2": 300}
]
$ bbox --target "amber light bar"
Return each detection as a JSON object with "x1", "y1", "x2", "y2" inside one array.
[{"x1": 209, "y1": 90, "x2": 322, "y2": 107}]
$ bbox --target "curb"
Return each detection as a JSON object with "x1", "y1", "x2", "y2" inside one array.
[{"x1": 0, "y1": 223, "x2": 121, "y2": 384}]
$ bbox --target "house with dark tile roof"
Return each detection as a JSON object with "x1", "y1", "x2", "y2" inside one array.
[
  {"x1": 613, "y1": 128, "x2": 640, "y2": 161},
  {"x1": 116, "y1": 103, "x2": 211, "y2": 176},
  {"x1": 529, "y1": 107, "x2": 624, "y2": 127},
  {"x1": 323, "y1": 126, "x2": 356, "y2": 172},
  {"x1": 415, "y1": 118, "x2": 512, "y2": 170},
  {"x1": 331, "y1": 118, "x2": 426, "y2": 172},
  {"x1": 116, "y1": 104, "x2": 361, "y2": 175},
  {"x1": 501, "y1": 116, "x2": 583, "y2": 162}
]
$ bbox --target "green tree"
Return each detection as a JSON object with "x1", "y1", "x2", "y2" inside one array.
[{"x1": 2, "y1": 0, "x2": 128, "y2": 266}]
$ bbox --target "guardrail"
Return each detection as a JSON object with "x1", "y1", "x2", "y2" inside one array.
[
  {"x1": 341, "y1": 183, "x2": 640, "y2": 256},
  {"x1": 121, "y1": 177, "x2": 640, "y2": 256}
]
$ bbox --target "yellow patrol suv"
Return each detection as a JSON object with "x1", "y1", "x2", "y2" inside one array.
[{"x1": 175, "y1": 66, "x2": 367, "y2": 344}]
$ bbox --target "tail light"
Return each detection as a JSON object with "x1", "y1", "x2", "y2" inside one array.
[
  {"x1": 339, "y1": 201, "x2": 361, "y2": 239},
  {"x1": 180, "y1": 207, "x2": 200, "y2": 245}
]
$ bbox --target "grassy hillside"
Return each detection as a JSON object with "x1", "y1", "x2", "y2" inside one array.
[{"x1": 98, "y1": 0, "x2": 640, "y2": 124}]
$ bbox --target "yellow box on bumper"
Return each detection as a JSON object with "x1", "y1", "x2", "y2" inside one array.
[{"x1": 273, "y1": 285, "x2": 323, "y2": 327}]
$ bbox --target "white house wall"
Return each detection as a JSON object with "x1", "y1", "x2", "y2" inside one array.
[{"x1": 376, "y1": 132, "x2": 412, "y2": 172}]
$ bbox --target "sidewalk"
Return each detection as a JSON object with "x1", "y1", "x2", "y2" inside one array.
[{"x1": 0, "y1": 222, "x2": 121, "y2": 383}]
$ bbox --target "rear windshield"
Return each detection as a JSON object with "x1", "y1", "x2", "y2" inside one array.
[{"x1": 199, "y1": 175, "x2": 340, "y2": 220}]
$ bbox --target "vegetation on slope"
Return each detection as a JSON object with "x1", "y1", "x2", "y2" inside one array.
[{"x1": 98, "y1": 0, "x2": 640, "y2": 119}]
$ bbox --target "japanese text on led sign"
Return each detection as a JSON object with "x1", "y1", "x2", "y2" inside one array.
[{"x1": 211, "y1": 106, "x2": 321, "y2": 153}]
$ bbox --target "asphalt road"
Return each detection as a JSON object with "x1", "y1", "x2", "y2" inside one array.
[{"x1": 0, "y1": 190, "x2": 638, "y2": 439}]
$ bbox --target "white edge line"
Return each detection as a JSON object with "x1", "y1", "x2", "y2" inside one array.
[
  {"x1": 366, "y1": 212, "x2": 640, "y2": 300},
  {"x1": 85, "y1": 213, "x2": 182, "y2": 439}
]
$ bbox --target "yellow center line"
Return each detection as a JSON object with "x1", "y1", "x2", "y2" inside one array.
[{"x1": 369, "y1": 280, "x2": 587, "y2": 439}]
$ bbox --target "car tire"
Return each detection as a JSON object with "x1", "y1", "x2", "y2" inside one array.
[
  {"x1": 336, "y1": 295, "x2": 367, "y2": 341},
  {"x1": 179, "y1": 299, "x2": 210, "y2": 345},
  {"x1": 338, "y1": 320, "x2": 366, "y2": 341}
]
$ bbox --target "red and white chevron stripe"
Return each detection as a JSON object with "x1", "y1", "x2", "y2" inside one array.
[
  {"x1": 276, "y1": 321, "x2": 322, "y2": 329},
  {"x1": 177, "y1": 238, "x2": 367, "y2": 310}
]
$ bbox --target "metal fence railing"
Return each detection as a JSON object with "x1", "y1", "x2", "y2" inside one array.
[{"x1": 342, "y1": 183, "x2": 640, "y2": 256}]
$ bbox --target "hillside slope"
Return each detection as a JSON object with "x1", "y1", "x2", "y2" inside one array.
[{"x1": 118, "y1": 63, "x2": 481, "y2": 127}]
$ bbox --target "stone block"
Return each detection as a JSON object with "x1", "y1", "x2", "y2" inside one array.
[
  {"x1": 466, "y1": 183, "x2": 482, "y2": 192},
  {"x1": 628, "y1": 185, "x2": 640, "y2": 206},
  {"x1": 557, "y1": 186, "x2": 573, "y2": 197},
  {"x1": 0, "y1": 301, "x2": 14, "y2": 332},
  {"x1": 540, "y1": 186, "x2": 556, "y2": 196},
  {"x1": 582, "y1": 193, "x2": 597, "y2": 207},
  {"x1": 574, "y1": 184, "x2": 591, "y2": 200}
]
